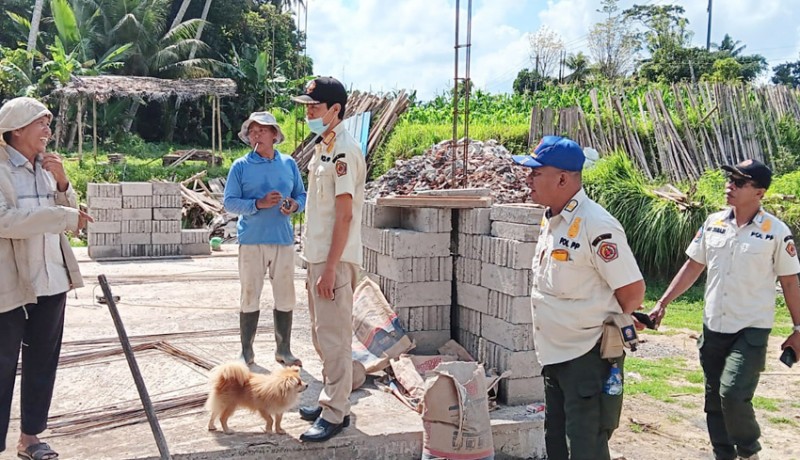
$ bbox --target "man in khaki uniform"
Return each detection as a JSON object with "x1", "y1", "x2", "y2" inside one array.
[
  {"x1": 512, "y1": 136, "x2": 645, "y2": 460},
  {"x1": 292, "y1": 77, "x2": 366, "y2": 442},
  {"x1": 650, "y1": 159, "x2": 800, "y2": 460}
]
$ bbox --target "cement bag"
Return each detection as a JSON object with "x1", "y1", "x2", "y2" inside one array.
[
  {"x1": 352, "y1": 277, "x2": 414, "y2": 373},
  {"x1": 390, "y1": 354, "x2": 458, "y2": 404},
  {"x1": 420, "y1": 361, "x2": 494, "y2": 460}
]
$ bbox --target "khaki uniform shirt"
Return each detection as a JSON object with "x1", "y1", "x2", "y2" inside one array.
[
  {"x1": 531, "y1": 189, "x2": 643, "y2": 366},
  {"x1": 687, "y1": 208, "x2": 800, "y2": 333},
  {"x1": 303, "y1": 123, "x2": 366, "y2": 266}
]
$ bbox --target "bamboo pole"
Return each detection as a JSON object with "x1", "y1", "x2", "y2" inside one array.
[
  {"x1": 210, "y1": 97, "x2": 216, "y2": 157},
  {"x1": 77, "y1": 97, "x2": 83, "y2": 161},
  {"x1": 216, "y1": 96, "x2": 222, "y2": 154},
  {"x1": 93, "y1": 98, "x2": 97, "y2": 162}
]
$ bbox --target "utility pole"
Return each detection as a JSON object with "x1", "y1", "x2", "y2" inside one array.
[{"x1": 706, "y1": 0, "x2": 713, "y2": 50}]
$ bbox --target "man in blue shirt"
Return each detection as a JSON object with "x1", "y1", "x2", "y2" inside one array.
[{"x1": 223, "y1": 111, "x2": 307, "y2": 367}]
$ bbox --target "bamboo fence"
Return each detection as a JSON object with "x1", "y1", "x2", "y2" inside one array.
[{"x1": 529, "y1": 83, "x2": 800, "y2": 182}]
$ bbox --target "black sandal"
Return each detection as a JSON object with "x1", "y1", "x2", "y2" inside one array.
[{"x1": 17, "y1": 442, "x2": 59, "y2": 460}]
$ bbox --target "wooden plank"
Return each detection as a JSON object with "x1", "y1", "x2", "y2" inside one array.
[{"x1": 376, "y1": 196, "x2": 492, "y2": 208}]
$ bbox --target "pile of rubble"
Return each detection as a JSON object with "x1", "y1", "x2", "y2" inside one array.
[{"x1": 365, "y1": 139, "x2": 531, "y2": 204}]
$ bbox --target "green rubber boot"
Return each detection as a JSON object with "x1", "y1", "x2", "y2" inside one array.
[
  {"x1": 274, "y1": 310, "x2": 302, "y2": 366},
  {"x1": 239, "y1": 310, "x2": 260, "y2": 364}
]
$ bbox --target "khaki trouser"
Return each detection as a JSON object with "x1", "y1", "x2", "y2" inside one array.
[
  {"x1": 307, "y1": 261, "x2": 357, "y2": 425},
  {"x1": 238, "y1": 244, "x2": 296, "y2": 313}
]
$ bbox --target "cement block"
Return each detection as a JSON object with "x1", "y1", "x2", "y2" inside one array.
[
  {"x1": 151, "y1": 182, "x2": 180, "y2": 195},
  {"x1": 362, "y1": 201, "x2": 400, "y2": 228},
  {"x1": 88, "y1": 233, "x2": 121, "y2": 246},
  {"x1": 121, "y1": 208, "x2": 152, "y2": 221},
  {"x1": 380, "y1": 279, "x2": 451, "y2": 308},
  {"x1": 121, "y1": 232, "x2": 151, "y2": 245},
  {"x1": 406, "y1": 330, "x2": 451, "y2": 355},
  {"x1": 457, "y1": 208, "x2": 491, "y2": 235},
  {"x1": 121, "y1": 220, "x2": 152, "y2": 234},
  {"x1": 90, "y1": 209, "x2": 121, "y2": 222},
  {"x1": 153, "y1": 208, "x2": 182, "y2": 221},
  {"x1": 481, "y1": 341, "x2": 541, "y2": 378},
  {"x1": 121, "y1": 244, "x2": 148, "y2": 257},
  {"x1": 361, "y1": 227, "x2": 451, "y2": 258},
  {"x1": 490, "y1": 290, "x2": 533, "y2": 324},
  {"x1": 455, "y1": 257, "x2": 481, "y2": 285},
  {"x1": 121, "y1": 182, "x2": 152, "y2": 196},
  {"x1": 510, "y1": 241, "x2": 536, "y2": 270},
  {"x1": 87, "y1": 197, "x2": 122, "y2": 210},
  {"x1": 88, "y1": 245, "x2": 121, "y2": 259},
  {"x1": 87, "y1": 221, "x2": 121, "y2": 234},
  {"x1": 87, "y1": 183, "x2": 121, "y2": 198},
  {"x1": 481, "y1": 263, "x2": 530, "y2": 297},
  {"x1": 376, "y1": 254, "x2": 452, "y2": 282},
  {"x1": 456, "y1": 282, "x2": 490, "y2": 314},
  {"x1": 491, "y1": 221, "x2": 538, "y2": 242},
  {"x1": 481, "y1": 314, "x2": 534, "y2": 351},
  {"x1": 152, "y1": 232, "x2": 181, "y2": 244},
  {"x1": 181, "y1": 242, "x2": 211, "y2": 256},
  {"x1": 398, "y1": 305, "x2": 450, "y2": 332},
  {"x1": 362, "y1": 247, "x2": 379, "y2": 274},
  {"x1": 490, "y1": 203, "x2": 546, "y2": 224},
  {"x1": 152, "y1": 221, "x2": 181, "y2": 234},
  {"x1": 181, "y1": 229, "x2": 209, "y2": 244},
  {"x1": 122, "y1": 195, "x2": 153, "y2": 209},
  {"x1": 455, "y1": 306, "x2": 482, "y2": 336},
  {"x1": 153, "y1": 195, "x2": 182, "y2": 208},
  {"x1": 500, "y1": 376, "x2": 545, "y2": 405},
  {"x1": 399, "y1": 207, "x2": 452, "y2": 233},
  {"x1": 455, "y1": 328, "x2": 484, "y2": 361},
  {"x1": 149, "y1": 244, "x2": 181, "y2": 257}
]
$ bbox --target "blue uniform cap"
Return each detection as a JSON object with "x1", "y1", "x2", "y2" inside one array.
[{"x1": 512, "y1": 135, "x2": 585, "y2": 171}]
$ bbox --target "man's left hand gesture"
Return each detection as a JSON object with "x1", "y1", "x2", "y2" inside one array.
[{"x1": 781, "y1": 330, "x2": 800, "y2": 358}]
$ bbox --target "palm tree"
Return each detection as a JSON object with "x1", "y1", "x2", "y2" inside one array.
[
  {"x1": 27, "y1": 0, "x2": 45, "y2": 52},
  {"x1": 566, "y1": 52, "x2": 590, "y2": 83},
  {"x1": 713, "y1": 34, "x2": 746, "y2": 57},
  {"x1": 170, "y1": 0, "x2": 193, "y2": 30},
  {"x1": 188, "y1": 0, "x2": 212, "y2": 60}
]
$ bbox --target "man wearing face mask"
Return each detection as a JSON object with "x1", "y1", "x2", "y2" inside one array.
[
  {"x1": 223, "y1": 111, "x2": 307, "y2": 368},
  {"x1": 291, "y1": 77, "x2": 366, "y2": 442}
]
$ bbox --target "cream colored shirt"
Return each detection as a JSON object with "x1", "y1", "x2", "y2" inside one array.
[
  {"x1": 302, "y1": 123, "x2": 366, "y2": 265},
  {"x1": 531, "y1": 189, "x2": 643, "y2": 366},
  {"x1": 687, "y1": 208, "x2": 800, "y2": 333},
  {"x1": 6, "y1": 147, "x2": 71, "y2": 297}
]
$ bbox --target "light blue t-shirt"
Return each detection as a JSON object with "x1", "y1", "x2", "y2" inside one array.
[{"x1": 223, "y1": 150, "x2": 307, "y2": 245}]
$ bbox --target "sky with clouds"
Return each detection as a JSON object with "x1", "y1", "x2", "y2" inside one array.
[{"x1": 303, "y1": 0, "x2": 800, "y2": 100}]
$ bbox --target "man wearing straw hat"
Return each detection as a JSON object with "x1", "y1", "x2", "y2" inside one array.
[
  {"x1": 0, "y1": 97, "x2": 92, "y2": 460},
  {"x1": 223, "y1": 111, "x2": 307, "y2": 367}
]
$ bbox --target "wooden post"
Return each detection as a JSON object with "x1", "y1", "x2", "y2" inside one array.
[
  {"x1": 92, "y1": 98, "x2": 97, "y2": 162},
  {"x1": 54, "y1": 97, "x2": 64, "y2": 151},
  {"x1": 210, "y1": 96, "x2": 216, "y2": 156},
  {"x1": 216, "y1": 96, "x2": 222, "y2": 155},
  {"x1": 77, "y1": 97, "x2": 83, "y2": 161}
]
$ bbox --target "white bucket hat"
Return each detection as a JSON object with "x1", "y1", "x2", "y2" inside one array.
[
  {"x1": 0, "y1": 97, "x2": 53, "y2": 146},
  {"x1": 238, "y1": 111, "x2": 285, "y2": 145}
]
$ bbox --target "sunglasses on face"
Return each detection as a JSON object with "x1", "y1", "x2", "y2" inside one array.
[{"x1": 726, "y1": 176, "x2": 753, "y2": 188}]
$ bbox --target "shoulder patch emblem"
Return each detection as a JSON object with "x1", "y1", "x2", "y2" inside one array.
[
  {"x1": 693, "y1": 226, "x2": 704, "y2": 243},
  {"x1": 787, "y1": 241, "x2": 797, "y2": 258},
  {"x1": 565, "y1": 199, "x2": 578, "y2": 212},
  {"x1": 335, "y1": 160, "x2": 348, "y2": 177},
  {"x1": 567, "y1": 217, "x2": 581, "y2": 239},
  {"x1": 597, "y1": 241, "x2": 618, "y2": 263},
  {"x1": 761, "y1": 218, "x2": 772, "y2": 233}
]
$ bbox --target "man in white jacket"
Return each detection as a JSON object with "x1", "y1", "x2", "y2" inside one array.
[{"x1": 0, "y1": 97, "x2": 91, "y2": 460}]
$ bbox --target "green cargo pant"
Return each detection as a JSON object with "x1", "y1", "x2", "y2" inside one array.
[
  {"x1": 542, "y1": 344, "x2": 624, "y2": 460},
  {"x1": 698, "y1": 325, "x2": 769, "y2": 460}
]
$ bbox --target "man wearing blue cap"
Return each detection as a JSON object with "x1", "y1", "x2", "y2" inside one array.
[{"x1": 513, "y1": 136, "x2": 645, "y2": 460}]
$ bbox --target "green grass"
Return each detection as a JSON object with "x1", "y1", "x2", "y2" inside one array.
[
  {"x1": 767, "y1": 416, "x2": 797, "y2": 427},
  {"x1": 625, "y1": 356, "x2": 704, "y2": 402},
  {"x1": 753, "y1": 396, "x2": 781, "y2": 412}
]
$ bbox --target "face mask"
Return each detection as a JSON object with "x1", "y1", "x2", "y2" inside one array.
[{"x1": 306, "y1": 116, "x2": 328, "y2": 135}]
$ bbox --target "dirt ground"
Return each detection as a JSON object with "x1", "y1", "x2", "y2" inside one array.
[{"x1": 609, "y1": 331, "x2": 800, "y2": 460}]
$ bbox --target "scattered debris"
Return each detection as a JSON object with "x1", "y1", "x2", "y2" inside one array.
[{"x1": 365, "y1": 139, "x2": 532, "y2": 204}]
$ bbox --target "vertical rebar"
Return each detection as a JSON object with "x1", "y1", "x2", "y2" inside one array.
[
  {"x1": 462, "y1": 0, "x2": 472, "y2": 189},
  {"x1": 452, "y1": 0, "x2": 460, "y2": 182}
]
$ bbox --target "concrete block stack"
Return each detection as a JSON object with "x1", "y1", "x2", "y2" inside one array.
[
  {"x1": 87, "y1": 181, "x2": 210, "y2": 259},
  {"x1": 361, "y1": 202, "x2": 453, "y2": 354}
]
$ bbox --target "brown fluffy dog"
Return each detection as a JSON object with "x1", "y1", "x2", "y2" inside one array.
[{"x1": 206, "y1": 362, "x2": 307, "y2": 434}]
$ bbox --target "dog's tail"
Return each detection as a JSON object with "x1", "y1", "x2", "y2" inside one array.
[{"x1": 210, "y1": 361, "x2": 250, "y2": 387}]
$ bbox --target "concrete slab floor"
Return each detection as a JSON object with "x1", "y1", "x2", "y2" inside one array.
[{"x1": 3, "y1": 246, "x2": 544, "y2": 460}]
